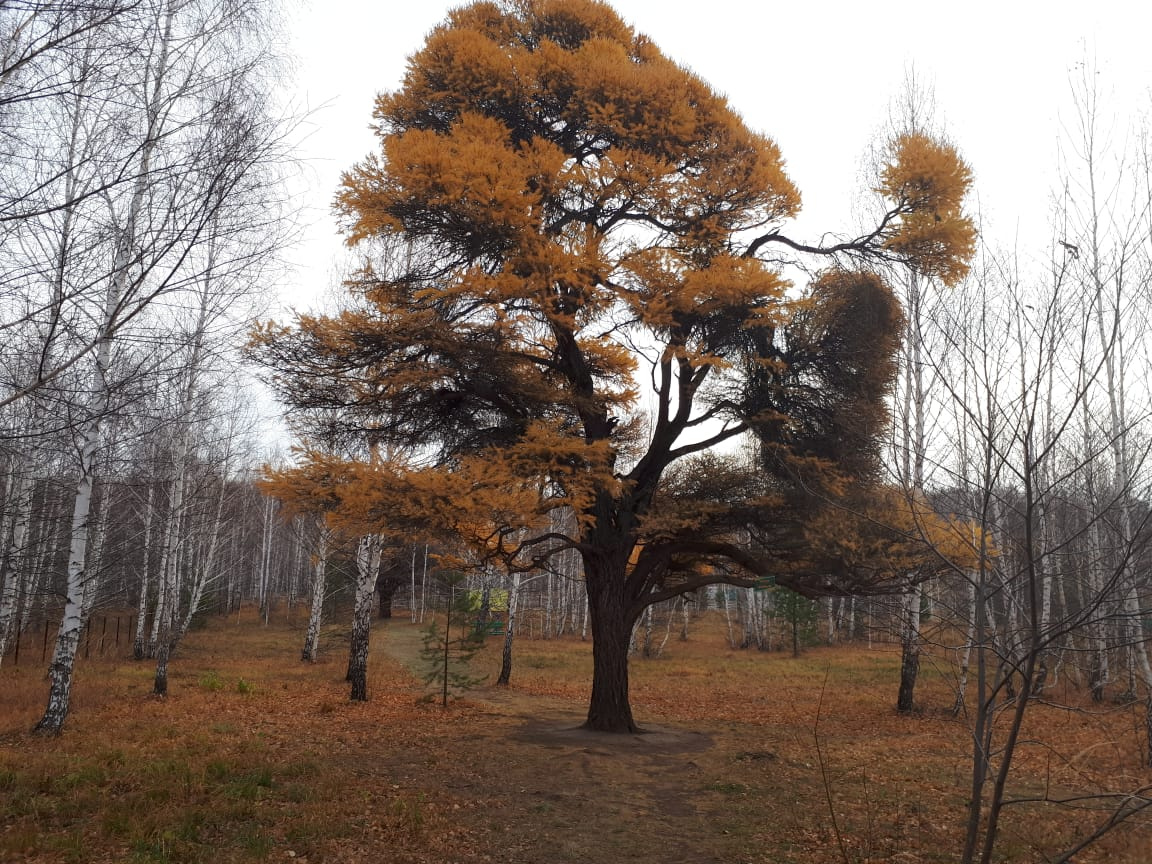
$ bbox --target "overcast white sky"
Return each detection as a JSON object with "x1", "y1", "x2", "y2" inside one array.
[{"x1": 280, "y1": 0, "x2": 1152, "y2": 310}]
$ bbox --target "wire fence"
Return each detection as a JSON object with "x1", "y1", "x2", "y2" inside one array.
[{"x1": 4, "y1": 615, "x2": 137, "y2": 667}]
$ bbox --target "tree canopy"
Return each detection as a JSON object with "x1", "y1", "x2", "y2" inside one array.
[{"x1": 252, "y1": 0, "x2": 976, "y2": 732}]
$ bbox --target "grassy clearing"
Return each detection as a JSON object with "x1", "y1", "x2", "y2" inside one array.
[{"x1": 1, "y1": 609, "x2": 1149, "y2": 863}]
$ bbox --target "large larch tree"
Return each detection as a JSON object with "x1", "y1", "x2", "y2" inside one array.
[{"x1": 254, "y1": 0, "x2": 975, "y2": 732}]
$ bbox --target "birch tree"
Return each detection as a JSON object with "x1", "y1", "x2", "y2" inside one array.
[
  {"x1": 19, "y1": 0, "x2": 295, "y2": 734},
  {"x1": 346, "y1": 533, "x2": 381, "y2": 701}
]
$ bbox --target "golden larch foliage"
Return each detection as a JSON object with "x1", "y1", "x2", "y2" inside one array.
[{"x1": 879, "y1": 133, "x2": 977, "y2": 285}]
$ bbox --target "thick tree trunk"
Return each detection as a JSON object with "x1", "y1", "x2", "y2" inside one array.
[
  {"x1": 153, "y1": 641, "x2": 171, "y2": 696},
  {"x1": 583, "y1": 574, "x2": 638, "y2": 733},
  {"x1": 347, "y1": 535, "x2": 379, "y2": 701},
  {"x1": 898, "y1": 638, "x2": 921, "y2": 711},
  {"x1": 377, "y1": 578, "x2": 397, "y2": 619},
  {"x1": 897, "y1": 584, "x2": 922, "y2": 712},
  {"x1": 35, "y1": 419, "x2": 102, "y2": 734}
]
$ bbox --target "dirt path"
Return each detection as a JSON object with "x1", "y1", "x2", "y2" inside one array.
[{"x1": 375, "y1": 621, "x2": 745, "y2": 864}]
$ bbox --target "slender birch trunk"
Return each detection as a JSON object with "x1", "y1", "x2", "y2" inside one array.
[
  {"x1": 153, "y1": 452, "x2": 188, "y2": 695},
  {"x1": 300, "y1": 524, "x2": 331, "y2": 662},
  {"x1": 35, "y1": 1, "x2": 181, "y2": 732},
  {"x1": 655, "y1": 598, "x2": 676, "y2": 658},
  {"x1": 258, "y1": 494, "x2": 275, "y2": 624},
  {"x1": 175, "y1": 463, "x2": 230, "y2": 645},
  {"x1": 419, "y1": 544, "x2": 428, "y2": 623},
  {"x1": 496, "y1": 569, "x2": 521, "y2": 685},
  {"x1": 897, "y1": 269, "x2": 928, "y2": 712},
  {"x1": 544, "y1": 570, "x2": 554, "y2": 640},
  {"x1": 1080, "y1": 401, "x2": 1110, "y2": 701},
  {"x1": 347, "y1": 534, "x2": 381, "y2": 701},
  {"x1": 35, "y1": 410, "x2": 107, "y2": 733},
  {"x1": 641, "y1": 603, "x2": 654, "y2": 657},
  {"x1": 133, "y1": 482, "x2": 155, "y2": 660},
  {"x1": 0, "y1": 472, "x2": 32, "y2": 666},
  {"x1": 954, "y1": 578, "x2": 978, "y2": 715},
  {"x1": 409, "y1": 546, "x2": 417, "y2": 623}
]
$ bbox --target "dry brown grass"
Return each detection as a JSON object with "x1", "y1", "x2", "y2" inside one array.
[{"x1": 1, "y1": 608, "x2": 1149, "y2": 864}]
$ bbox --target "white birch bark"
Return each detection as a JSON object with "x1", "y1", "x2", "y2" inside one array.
[
  {"x1": 640, "y1": 603, "x2": 653, "y2": 657},
  {"x1": 300, "y1": 523, "x2": 331, "y2": 662},
  {"x1": 3, "y1": 42, "x2": 91, "y2": 669},
  {"x1": 723, "y1": 587, "x2": 735, "y2": 649},
  {"x1": 133, "y1": 482, "x2": 155, "y2": 660},
  {"x1": 175, "y1": 458, "x2": 230, "y2": 645},
  {"x1": 347, "y1": 534, "x2": 381, "y2": 701},
  {"x1": 655, "y1": 598, "x2": 676, "y2": 658},
  {"x1": 409, "y1": 546, "x2": 417, "y2": 623},
  {"x1": 0, "y1": 471, "x2": 32, "y2": 666},
  {"x1": 896, "y1": 268, "x2": 928, "y2": 711},
  {"x1": 36, "y1": 0, "x2": 179, "y2": 732},
  {"x1": 954, "y1": 578, "x2": 978, "y2": 715},
  {"x1": 152, "y1": 452, "x2": 187, "y2": 695},
  {"x1": 419, "y1": 544, "x2": 428, "y2": 623},
  {"x1": 496, "y1": 569, "x2": 521, "y2": 685},
  {"x1": 544, "y1": 569, "x2": 554, "y2": 640},
  {"x1": 157, "y1": 241, "x2": 226, "y2": 661}
]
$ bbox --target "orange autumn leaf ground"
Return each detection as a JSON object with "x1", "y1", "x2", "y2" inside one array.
[{"x1": 1, "y1": 609, "x2": 1149, "y2": 863}]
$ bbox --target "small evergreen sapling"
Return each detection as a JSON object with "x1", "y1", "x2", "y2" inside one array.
[
  {"x1": 774, "y1": 588, "x2": 818, "y2": 657},
  {"x1": 419, "y1": 575, "x2": 487, "y2": 707}
]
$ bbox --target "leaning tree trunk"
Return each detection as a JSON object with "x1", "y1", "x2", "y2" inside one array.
[
  {"x1": 301, "y1": 526, "x2": 330, "y2": 662},
  {"x1": 496, "y1": 570, "x2": 521, "y2": 686},
  {"x1": 583, "y1": 566, "x2": 639, "y2": 733},
  {"x1": 35, "y1": 416, "x2": 103, "y2": 734},
  {"x1": 347, "y1": 535, "x2": 380, "y2": 701}
]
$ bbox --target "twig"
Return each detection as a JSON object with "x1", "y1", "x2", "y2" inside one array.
[{"x1": 814, "y1": 665, "x2": 852, "y2": 864}]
